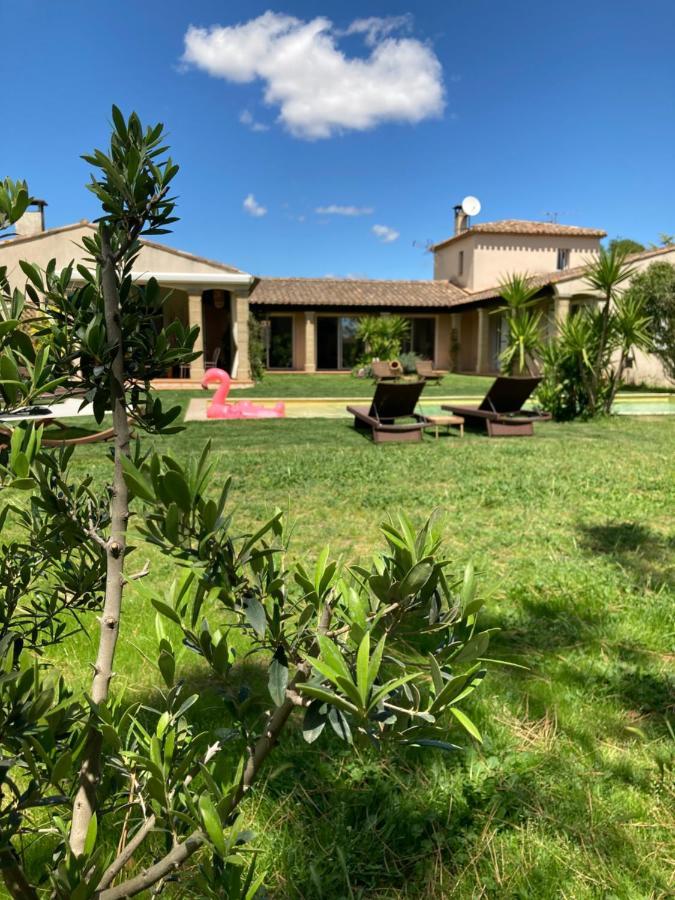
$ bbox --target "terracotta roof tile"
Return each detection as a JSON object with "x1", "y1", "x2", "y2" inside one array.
[
  {"x1": 250, "y1": 277, "x2": 469, "y2": 309},
  {"x1": 432, "y1": 219, "x2": 606, "y2": 250}
]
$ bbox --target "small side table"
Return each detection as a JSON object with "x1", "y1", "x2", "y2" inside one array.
[{"x1": 426, "y1": 414, "x2": 464, "y2": 439}]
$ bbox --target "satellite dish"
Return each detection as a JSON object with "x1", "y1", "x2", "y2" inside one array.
[{"x1": 461, "y1": 195, "x2": 481, "y2": 217}]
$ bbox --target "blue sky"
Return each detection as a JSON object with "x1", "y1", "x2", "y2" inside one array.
[{"x1": 3, "y1": 1, "x2": 674, "y2": 279}]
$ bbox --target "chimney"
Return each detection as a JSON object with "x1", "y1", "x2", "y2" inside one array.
[
  {"x1": 453, "y1": 204, "x2": 468, "y2": 236},
  {"x1": 15, "y1": 199, "x2": 47, "y2": 237}
]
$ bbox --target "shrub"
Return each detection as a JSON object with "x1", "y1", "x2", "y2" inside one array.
[
  {"x1": 0, "y1": 108, "x2": 493, "y2": 899},
  {"x1": 356, "y1": 315, "x2": 409, "y2": 363}
]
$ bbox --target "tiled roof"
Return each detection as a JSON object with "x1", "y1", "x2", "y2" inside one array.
[
  {"x1": 0, "y1": 221, "x2": 244, "y2": 274},
  {"x1": 250, "y1": 277, "x2": 470, "y2": 308},
  {"x1": 432, "y1": 219, "x2": 607, "y2": 250}
]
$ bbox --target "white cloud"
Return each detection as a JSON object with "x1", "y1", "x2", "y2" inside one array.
[
  {"x1": 239, "y1": 109, "x2": 269, "y2": 132},
  {"x1": 345, "y1": 15, "x2": 413, "y2": 46},
  {"x1": 372, "y1": 224, "x2": 400, "y2": 243},
  {"x1": 315, "y1": 204, "x2": 374, "y2": 216},
  {"x1": 182, "y1": 12, "x2": 444, "y2": 139},
  {"x1": 243, "y1": 193, "x2": 267, "y2": 217}
]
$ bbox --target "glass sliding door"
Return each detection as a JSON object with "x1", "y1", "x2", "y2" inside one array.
[
  {"x1": 402, "y1": 317, "x2": 436, "y2": 360},
  {"x1": 317, "y1": 316, "x2": 363, "y2": 369},
  {"x1": 317, "y1": 316, "x2": 338, "y2": 369},
  {"x1": 267, "y1": 316, "x2": 294, "y2": 369},
  {"x1": 339, "y1": 317, "x2": 361, "y2": 369}
]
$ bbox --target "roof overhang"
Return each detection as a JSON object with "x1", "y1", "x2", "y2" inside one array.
[{"x1": 71, "y1": 270, "x2": 257, "y2": 290}]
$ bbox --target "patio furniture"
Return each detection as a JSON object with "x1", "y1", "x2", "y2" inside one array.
[
  {"x1": 425, "y1": 414, "x2": 464, "y2": 439},
  {"x1": 0, "y1": 407, "x2": 129, "y2": 447},
  {"x1": 415, "y1": 360, "x2": 444, "y2": 384},
  {"x1": 204, "y1": 347, "x2": 221, "y2": 370},
  {"x1": 346, "y1": 381, "x2": 431, "y2": 443},
  {"x1": 441, "y1": 376, "x2": 551, "y2": 437},
  {"x1": 371, "y1": 360, "x2": 401, "y2": 382}
]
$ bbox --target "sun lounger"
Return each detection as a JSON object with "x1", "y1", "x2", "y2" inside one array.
[
  {"x1": 0, "y1": 407, "x2": 127, "y2": 447},
  {"x1": 370, "y1": 360, "x2": 401, "y2": 382},
  {"x1": 415, "y1": 360, "x2": 444, "y2": 384},
  {"x1": 347, "y1": 381, "x2": 431, "y2": 443},
  {"x1": 441, "y1": 376, "x2": 551, "y2": 437}
]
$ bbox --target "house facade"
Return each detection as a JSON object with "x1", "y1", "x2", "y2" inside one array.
[
  {"x1": 2, "y1": 204, "x2": 673, "y2": 386},
  {"x1": 0, "y1": 216, "x2": 258, "y2": 382}
]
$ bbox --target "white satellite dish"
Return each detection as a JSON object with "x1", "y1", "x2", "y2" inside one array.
[{"x1": 461, "y1": 195, "x2": 481, "y2": 217}]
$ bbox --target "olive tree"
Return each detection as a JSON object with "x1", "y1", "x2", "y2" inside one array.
[{"x1": 0, "y1": 109, "x2": 493, "y2": 898}]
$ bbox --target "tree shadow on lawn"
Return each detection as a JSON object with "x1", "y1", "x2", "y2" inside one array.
[
  {"x1": 577, "y1": 521, "x2": 675, "y2": 593},
  {"x1": 138, "y1": 660, "x2": 669, "y2": 899}
]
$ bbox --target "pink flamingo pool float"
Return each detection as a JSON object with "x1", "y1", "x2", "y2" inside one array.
[{"x1": 202, "y1": 369, "x2": 285, "y2": 419}]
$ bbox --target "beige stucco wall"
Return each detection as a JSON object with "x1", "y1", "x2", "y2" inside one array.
[
  {"x1": 435, "y1": 313, "x2": 452, "y2": 369},
  {"x1": 434, "y1": 232, "x2": 601, "y2": 291},
  {"x1": 433, "y1": 236, "x2": 474, "y2": 288},
  {"x1": 555, "y1": 247, "x2": 675, "y2": 387}
]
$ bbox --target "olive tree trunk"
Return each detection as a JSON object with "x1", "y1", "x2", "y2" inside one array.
[{"x1": 70, "y1": 228, "x2": 131, "y2": 856}]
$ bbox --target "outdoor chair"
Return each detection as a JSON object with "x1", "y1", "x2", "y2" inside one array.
[
  {"x1": 415, "y1": 359, "x2": 444, "y2": 384},
  {"x1": 0, "y1": 407, "x2": 132, "y2": 447},
  {"x1": 346, "y1": 380, "x2": 431, "y2": 443},
  {"x1": 441, "y1": 375, "x2": 551, "y2": 437},
  {"x1": 371, "y1": 360, "x2": 401, "y2": 382}
]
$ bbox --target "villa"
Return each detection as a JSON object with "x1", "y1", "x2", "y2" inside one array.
[{"x1": 2, "y1": 201, "x2": 673, "y2": 385}]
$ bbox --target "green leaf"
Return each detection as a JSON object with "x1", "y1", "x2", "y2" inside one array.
[
  {"x1": 356, "y1": 631, "x2": 370, "y2": 705},
  {"x1": 328, "y1": 706, "x2": 352, "y2": 744},
  {"x1": 451, "y1": 707, "x2": 482, "y2": 743},
  {"x1": 367, "y1": 636, "x2": 386, "y2": 694},
  {"x1": 83, "y1": 812, "x2": 98, "y2": 857},
  {"x1": 243, "y1": 595, "x2": 266, "y2": 639},
  {"x1": 120, "y1": 455, "x2": 155, "y2": 502},
  {"x1": 151, "y1": 598, "x2": 181, "y2": 625},
  {"x1": 199, "y1": 794, "x2": 226, "y2": 856},
  {"x1": 398, "y1": 559, "x2": 434, "y2": 599},
  {"x1": 268, "y1": 650, "x2": 288, "y2": 707},
  {"x1": 316, "y1": 635, "x2": 351, "y2": 682},
  {"x1": 296, "y1": 684, "x2": 358, "y2": 716},
  {"x1": 302, "y1": 700, "x2": 327, "y2": 744}
]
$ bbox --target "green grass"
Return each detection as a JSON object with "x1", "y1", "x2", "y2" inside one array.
[
  {"x1": 229, "y1": 372, "x2": 494, "y2": 398},
  {"x1": 21, "y1": 415, "x2": 675, "y2": 897}
]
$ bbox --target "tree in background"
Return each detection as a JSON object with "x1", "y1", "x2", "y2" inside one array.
[
  {"x1": 0, "y1": 109, "x2": 493, "y2": 899},
  {"x1": 624, "y1": 261, "x2": 675, "y2": 382},
  {"x1": 607, "y1": 237, "x2": 645, "y2": 256},
  {"x1": 494, "y1": 273, "x2": 543, "y2": 375}
]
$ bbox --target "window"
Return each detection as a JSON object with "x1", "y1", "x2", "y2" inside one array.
[
  {"x1": 458, "y1": 250, "x2": 464, "y2": 276},
  {"x1": 316, "y1": 316, "x2": 363, "y2": 370},
  {"x1": 402, "y1": 317, "x2": 436, "y2": 360},
  {"x1": 557, "y1": 248, "x2": 570, "y2": 270},
  {"x1": 266, "y1": 316, "x2": 294, "y2": 368}
]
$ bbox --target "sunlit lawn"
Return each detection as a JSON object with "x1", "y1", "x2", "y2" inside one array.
[{"x1": 32, "y1": 403, "x2": 675, "y2": 899}]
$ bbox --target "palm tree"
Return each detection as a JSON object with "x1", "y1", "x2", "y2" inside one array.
[
  {"x1": 495, "y1": 273, "x2": 543, "y2": 375},
  {"x1": 581, "y1": 246, "x2": 636, "y2": 413}
]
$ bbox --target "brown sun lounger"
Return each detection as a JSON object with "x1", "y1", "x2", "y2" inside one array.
[
  {"x1": 0, "y1": 407, "x2": 130, "y2": 447},
  {"x1": 347, "y1": 380, "x2": 430, "y2": 443},
  {"x1": 370, "y1": 360, "x2": 401, "y2": 382},
  {"x1": 442, "y1": 376, "x2": 551, "y2": 437},
  {"x1": 415, "y1": 360, "x2": 444, "y2": 384}
]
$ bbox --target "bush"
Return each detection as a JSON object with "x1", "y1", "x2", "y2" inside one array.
[
  {"x1": 356, "y1": 316, "x2": 410, "y2": 363},
  {"x1": 398, "y1": 351, "x2": 422, "y2": 374},
  {"x1": 248, "y1": 313, "x2": 266, "y2": 382}
]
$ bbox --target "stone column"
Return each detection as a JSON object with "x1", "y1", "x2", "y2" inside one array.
[
  {"x1": 553, "y1": 296, "x2": 571, "y2": 336},
  {"x1": 450, "y1": 313, "x2": 461, "y2": 371},
  {"x1": 187, "y1": 290, "x2": 205, "y2": 381},
  {"x1": 476, "y1": 307, "x2": 490, "y2": 374},
  {"x1": 304, "y1": 311, "x2": 317, "y2": 372},
  {"x1": 233, "y1": 293, "x2": 251, "y2": 382}
]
